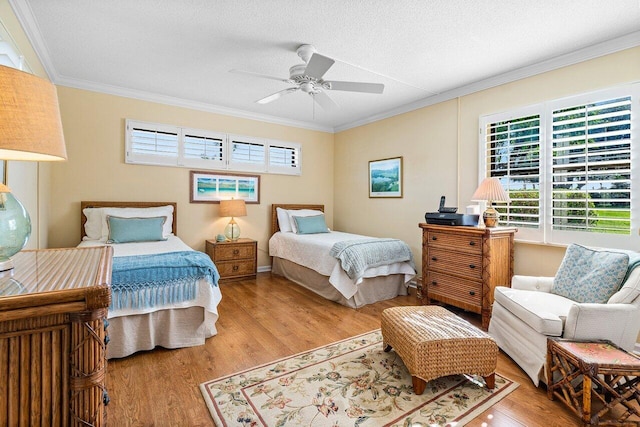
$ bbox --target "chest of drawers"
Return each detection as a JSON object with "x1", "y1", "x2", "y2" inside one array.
[
  {"x1": 205, "y1": 238, "x2": 257, "y2": 283},
  {"x1": 418, "y1": 224, "x2": 516, "y2": 329}
]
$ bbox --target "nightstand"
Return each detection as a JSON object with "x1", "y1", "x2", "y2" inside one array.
[{"x1": 205, "y1": 238, "x2": 257, "y2": 283}]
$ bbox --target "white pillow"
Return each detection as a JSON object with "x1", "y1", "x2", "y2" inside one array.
[
  {"x1": 276, "y1": 207, "x2": 293, "y2": 233},
  {"x1": 82, "y1": 208, "x2": 104, "y2": 241},
  {"x1": 287, "y1": 209, "x2": 324, "y2": 233},
  {"x1": 98, "y1": 206, "x2": 174, "y2": 240}
]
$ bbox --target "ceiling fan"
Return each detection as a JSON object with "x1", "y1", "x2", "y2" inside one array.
[{"x1": 230, "y1": 44, "x2": 384, "y2": 110}]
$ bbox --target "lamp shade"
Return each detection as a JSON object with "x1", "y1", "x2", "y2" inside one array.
[
  {"x1": 0, "y1": 65, "x2": 67, "y2": 161},
  {"x1": 471, "y1": 178, "x2": 510, "y2": 203},
  {"x1": 219, "y1": 199, "x2": 247, "y2": 217}
]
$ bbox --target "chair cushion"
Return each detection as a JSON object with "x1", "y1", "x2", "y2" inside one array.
[
  {"x1": 551, "y1": 244, "x2": 628, "y2": 303},
  {"x1": 609, "y1": 268, "x2": 640, "y2": 304},
  {"x1": 494, "y1": 286, "x2": 576, "y2": 336}
]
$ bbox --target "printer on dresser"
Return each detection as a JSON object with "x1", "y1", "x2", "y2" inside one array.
[{"x1": 418, "y1": 223, "x2": 516, "y2": 329}]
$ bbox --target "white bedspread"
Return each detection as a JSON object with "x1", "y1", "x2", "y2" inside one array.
[
  {"x1": 78, "y1": 236, "x2": 222, "y2": 319},
  {"x1": 269, "y1": 231, "x2": 415, "y2": 299}
]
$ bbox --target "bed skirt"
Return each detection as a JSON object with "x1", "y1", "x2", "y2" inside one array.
[
  {"x1": 106, "y1": 307, "x2": 218, "y2": 359},
  {"x1": 272, "y1": 257, "x2": 408, "y2": 308}
]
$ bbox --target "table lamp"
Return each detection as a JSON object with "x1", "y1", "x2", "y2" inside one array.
[
  {"x1": 219, "y1": 199, "x2": 247, "y2": 241},
  {"x1": 0, "y1": 65, "x2": 67, "y2": 271},
  {"x1": 471, "y1": 177, "x2": 510, "y2": 228}
]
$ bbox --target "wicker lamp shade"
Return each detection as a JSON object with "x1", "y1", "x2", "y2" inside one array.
[
  {"x1": 0, "y1": 65, "x2": 67, "y2": 161},
  {"x1": 219, "y1": 199, "x2": 247, "y2": 218}
]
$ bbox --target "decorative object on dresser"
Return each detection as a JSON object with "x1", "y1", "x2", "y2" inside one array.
[
  {"x1": 201, "y1": 330, "x2": 518, "y2": 427},
  {"x1": 219, "y1": 198, "x2": 247, "y2": 241},
  {"x1": 0, "y1": 246, "x2": 112, "y2": 427},
  {"x1": 418, "y1": 223, "x2": 516, "y2": 329},
  {"x1": 471, "y1": 177, "x2": 510, "y2": 227},
  {"x1": 206, "y1": 237, "x2": 257, "y2": 283},
  {"x1": 0, "y1": 65, "x2": 67, "y2": 271}
]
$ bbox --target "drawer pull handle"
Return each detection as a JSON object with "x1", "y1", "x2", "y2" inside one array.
[
  {"x1": 431, "y1": 257, "x2": 437, "y2": 261},
  {"x1": 233, "y1": 265, "x2": 239, "y2": 271},
  {"x1": 469, "y1": 291, "x2": 476, "y2": 296},
  {"x1": 431, "y1": 281, "x2": 437, "y2": 286},
  {"x1": 431, "y1": 236, "x2": 437, "y2": 240},
  {"x1": 469, "y1": 241, "x2": 475, "y2": 246},
  {"x1": 233, "y1": 249, "x2": 240, "y2": 255},
  {"x1": 469, "y1": 264, "x2": 475, "y2": 269}
]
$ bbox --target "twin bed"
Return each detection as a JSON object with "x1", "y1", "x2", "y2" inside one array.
[
  {"x1": 78, "y1": 201, "x2": 414, "y2": 358},
  {"x1": 269, "y1": 204, "x2": 416, "y2": 308},
  {"x1": 78, "y1": 201, "x2": 222, "y2": 359}
]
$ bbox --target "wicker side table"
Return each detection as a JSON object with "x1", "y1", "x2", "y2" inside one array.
[
  {"x1": 381, "y1": 305, "x2": 498, "y2": 395},
  {"x1": 547, "y1": 338, "x2": 640, "y2": 426}
]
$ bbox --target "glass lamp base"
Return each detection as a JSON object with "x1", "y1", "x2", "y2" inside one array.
[
  {"x1": 224, "y1": 221, "x2": 241, "y2": 241},
  {"x1": 0, "y1": 258, "x2": 14, "y2": 272}
]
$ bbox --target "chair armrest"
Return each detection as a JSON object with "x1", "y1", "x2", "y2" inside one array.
[
  {"x1": 564, "y1": 303, "x2": 640, "y2": 351},
  {"x1": 511, "y1": 275, "x2": 554, "y2": 292}
]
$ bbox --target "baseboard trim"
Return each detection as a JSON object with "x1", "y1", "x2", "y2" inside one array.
[
  {"x1": 257, "y1": 265, "x2": 271, "y2": 273},
  {"x1": 635, "y1": 342, "x2": 640, "y2": 356}
]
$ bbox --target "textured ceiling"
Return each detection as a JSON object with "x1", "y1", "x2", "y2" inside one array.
[{"x1": 9, "y1": 0, "x2": 640, "y2": 132}]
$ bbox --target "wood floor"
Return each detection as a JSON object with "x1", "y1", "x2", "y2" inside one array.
[{"x1": 106, "y1": 273, "x2": 582, "y2": 426}]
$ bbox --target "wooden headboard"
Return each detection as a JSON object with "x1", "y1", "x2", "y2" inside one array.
[
  {"x1": 80, "y1": 201, "x2": 178, "y2": 238},
  {"x1": 271, "y1": 203, "x2": 324, "y2": 237}
]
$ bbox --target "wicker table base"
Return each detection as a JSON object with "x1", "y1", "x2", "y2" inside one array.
[
  {"x1": 381, "y1": 305, "x2": 498, "y2": 395},
  {"x1": 547, "y1": 339, "x2": 640, "y2": 426}
]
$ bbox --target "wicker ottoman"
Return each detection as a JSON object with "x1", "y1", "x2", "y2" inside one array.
[{"x1": 381, "y1": 305, "x2": 498, "y2": 395}]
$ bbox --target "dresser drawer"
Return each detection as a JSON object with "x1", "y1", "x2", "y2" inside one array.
[
  {"x1": 426, "y1": 271, "x2": 482, "y2": 307},
  {"x1": 216, "y1": 259, "x2": 256, "y2": 277},
  {"x1": 427, "y1": 230, "x2": 482, "y2": 254},
  {"x1": 427, "y1": 247, "x2": 482, "y2": 280},
  {"x1": 214, "y1": 243, "x2": 255, "y2": 261}
]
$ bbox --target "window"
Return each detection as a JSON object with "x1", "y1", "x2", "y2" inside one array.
[
  {"x1": 125, "y1": 120, "x2": 301, "y2": 175},
  {"x1": 479, "y1": 84, "x2": 639, "y2": 249}
]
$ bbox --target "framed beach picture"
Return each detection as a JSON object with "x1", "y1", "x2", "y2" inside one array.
[
  {"x1": 190, "y1": 171, "x2": 260, "y2": 204},
  {"x1": 369, "y1": 157, "x2": 403, "y2": 198}
]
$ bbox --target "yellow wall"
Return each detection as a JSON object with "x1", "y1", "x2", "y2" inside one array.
[
  {"x1": 335, "y1": 46, "x2": 640, "y2": 277},
  {"x1": 49, "y1": 87, "x2": 334, "y2": 267}
]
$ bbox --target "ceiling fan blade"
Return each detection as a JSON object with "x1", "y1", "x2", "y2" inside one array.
[
  {"x1": 325, "y1": 80, "x2": 384, "y2": 94},
  {"x1": 229, "y1": 68, "x2": 290, "y2": 83},
  {"x1": 311, "y1": 91, "x2": 338, "y2": 111},
  {"x1": 256, "y1": 87, "x2": 299, "y2": 104},
  {"x1": 304, "y1": 53, "x2": 335, "y2": 79}
]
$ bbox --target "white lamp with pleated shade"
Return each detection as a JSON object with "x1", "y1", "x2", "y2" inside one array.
[
  {"x1": 471, "y1": 178, "x2": 510, "y2": 228},
  {"x1": 0, "y1": 65, "x2": 67, "y2": 271}
]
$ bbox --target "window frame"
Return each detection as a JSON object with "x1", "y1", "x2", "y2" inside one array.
[
  {"x1": 479, "y1": 83, "x2": 639, "y2": 250},
  {"x1": 125, "y1": 119, "x2": 302, "y2": 176}
]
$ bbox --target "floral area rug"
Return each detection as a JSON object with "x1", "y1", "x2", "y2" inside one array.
[{"x1": 200, "y1": 330, "x2": 518, "y2": 426}]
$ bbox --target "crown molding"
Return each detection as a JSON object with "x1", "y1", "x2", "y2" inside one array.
[{"x1": 334, "y1": 31, "x2": 640, "y2": 132}]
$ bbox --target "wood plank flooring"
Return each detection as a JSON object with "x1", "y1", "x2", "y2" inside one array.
[{"x1": 106, "y1": 273, "x2": 581, "y2": 426}]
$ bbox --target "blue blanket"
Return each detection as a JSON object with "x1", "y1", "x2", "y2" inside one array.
[
  {"x1": 111, "y1": 251, "x2": 220, "y2": 311},
  {"x1": 329, "y1": 238, "x2": 416, "y2": 282}
]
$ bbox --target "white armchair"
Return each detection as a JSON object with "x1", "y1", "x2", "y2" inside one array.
[{"x1": 488, "y1": 262, "x2": 640, "y2": 386}]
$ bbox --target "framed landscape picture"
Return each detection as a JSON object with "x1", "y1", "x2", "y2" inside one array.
[
  {"x1": 190, "y1": 171, "x2": 260, "y2": 204},
  {"x1": 369, "y1": 157, "x2": 403, "y2": 198}
]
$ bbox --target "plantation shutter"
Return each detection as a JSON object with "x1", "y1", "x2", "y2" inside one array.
[
  {"x1": 181, "y1": 131, "x2": 225, "y2": 169},
  {"x1": 126, "y1": 121, "x2": 179, "y2": 166},
  {"x1": 551, "y1": 96, "x2": 632, "y2": 235},
  {"x1": 228, "y1": 136, "x2": 266, "y2": 172},
  {"x1": 484, "y1": 114, "x2": 541, "y2": 229},
  {"x1": 268, "y1": 143, "x2": 301, "y2": 175}
]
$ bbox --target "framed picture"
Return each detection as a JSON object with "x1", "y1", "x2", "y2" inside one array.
[
  {"x1": 190, "y1": 171, "x2": 260, "y2": 204},
  {"x1": 369, "y1": 157, "x2": 403, "y2": 198}
]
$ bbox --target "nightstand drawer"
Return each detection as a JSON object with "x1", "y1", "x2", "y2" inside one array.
[
  {"x1": 427, "y1": 231, "x2": 482, "y2": 253},
  {"x1": 427, "y1": 248, "x2": 482, "y2": 280},
  {"x1": 216, "y1": 259, "x2": 256, "y2": 277},
  {"x1": 214, "y1": 243, "x2": 255, "y2": 261}
]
